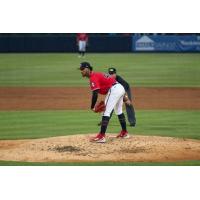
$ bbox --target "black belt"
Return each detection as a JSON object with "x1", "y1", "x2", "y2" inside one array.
[{"x1": 112, "y1": 82, "x2": 118, "y2": 86}]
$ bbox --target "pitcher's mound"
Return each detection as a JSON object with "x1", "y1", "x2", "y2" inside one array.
[{"x1": 0, "y1": 134, "x2": 200, "y2": 163}]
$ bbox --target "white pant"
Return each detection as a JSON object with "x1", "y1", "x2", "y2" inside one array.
[
  {"x1": 78, "y1": 41, "x2": 86, "y2": 51},
  {"x1": 103, "y1": 83, "x2": 125, "y2": 117}
]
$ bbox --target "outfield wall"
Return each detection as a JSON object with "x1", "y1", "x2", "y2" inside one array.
[
  {"x1": 0, "y1": 35, "x2": 131, "y2": 53},
  {"x1": 132, "y1": 35, "x2": 200, "y2": 52},
  {"x1": 0, "y1": 35, "x2": 200, "y2": 52}
]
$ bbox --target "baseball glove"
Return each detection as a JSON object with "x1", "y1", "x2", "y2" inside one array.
[{"x1": 94, "y1": 101, "x2": 106, "y2": 113}]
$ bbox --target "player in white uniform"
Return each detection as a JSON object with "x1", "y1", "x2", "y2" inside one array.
[{"x1": 77, "y1": 33, "x2": 88, "y2": 57}]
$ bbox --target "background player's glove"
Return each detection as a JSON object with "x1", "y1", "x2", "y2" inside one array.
[{"x1": 94, "y1": 101, "x2": 106, "y2": 113}]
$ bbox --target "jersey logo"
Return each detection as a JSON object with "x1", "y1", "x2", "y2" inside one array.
[{"x1": 91, "y1": 82, "x2": 95, "y2": 87}]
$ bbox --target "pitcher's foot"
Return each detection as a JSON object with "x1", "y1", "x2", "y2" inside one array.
[
  {"x1": 90, "y1": 133, "x2": 106, "y2": 143},
  {"x1": 116, "y1": 130, "x2": 130, "y2": 139}
]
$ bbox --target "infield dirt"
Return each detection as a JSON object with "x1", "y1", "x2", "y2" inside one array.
[{"x1": 0, "y1": 87, "x2": 200, "y2": 110}]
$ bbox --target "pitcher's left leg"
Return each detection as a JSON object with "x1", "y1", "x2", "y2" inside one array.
[{"x1": 114, "y1": 89, "x2": 130, "y2": 139}]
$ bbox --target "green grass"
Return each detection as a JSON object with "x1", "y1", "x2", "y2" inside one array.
[
  {"x1": 0, "y1": 53, "x2": 200, "y2": 165},
  {"x1": 0, "y1": 160, "x2": 200, "y2": 166},
  {"x1": 0, "y1": 53, "x2": 200, "y2": 87},
  {"x1": 0, "y1": 110, "x2": 199, "y2": 140}
]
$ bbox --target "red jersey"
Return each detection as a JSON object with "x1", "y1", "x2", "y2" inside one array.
[
  {"x1": 77, "y1": 33, "x2": 88, "y2": 42},
  {"x1": 89, "y1": 72, "x2": 116, "y2": 95}
]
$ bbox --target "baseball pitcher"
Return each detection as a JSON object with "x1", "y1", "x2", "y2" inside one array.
[{"x1": 79, "y1": 62, "x2": 129, "y2": 143}]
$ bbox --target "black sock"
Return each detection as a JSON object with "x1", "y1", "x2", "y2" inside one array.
[
  {"x1": 100, "y1": 116, "x2": 110, "y2": 134},
  {"x1": 118, "y1": 113, "x2": 127, "y2": 131}
]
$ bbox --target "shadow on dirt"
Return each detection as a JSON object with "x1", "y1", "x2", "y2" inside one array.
[{"x1": 49, "y1": 145, "x2": 82, "y2": 153}]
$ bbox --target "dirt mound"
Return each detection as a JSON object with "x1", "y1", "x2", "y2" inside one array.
[{"x1": 0, "y1": 134, "x2": 200, "y2": 163}]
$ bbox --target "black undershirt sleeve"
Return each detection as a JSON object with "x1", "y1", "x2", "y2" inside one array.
[
  {"x1": 91, "y1": 89, "x2": 99, "y2": 109},
  {"x1": 116, "y1": 75, "x2": 130, "y2": 92}
]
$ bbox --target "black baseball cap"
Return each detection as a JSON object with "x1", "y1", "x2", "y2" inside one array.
[
  {"x1": 79, "y1": 62, "x2": 93, "y2": 71},
  {"x1": 108, "y1": 67, "x2": 117, "y2": 74}
]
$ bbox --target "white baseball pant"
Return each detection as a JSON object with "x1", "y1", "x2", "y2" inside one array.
[
  {"x1": 78, "y1": 41, "x2": 86, "y2": 51},
  {"x1": 103, "y1": 83, "x2": 125, "y2": 117}
]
